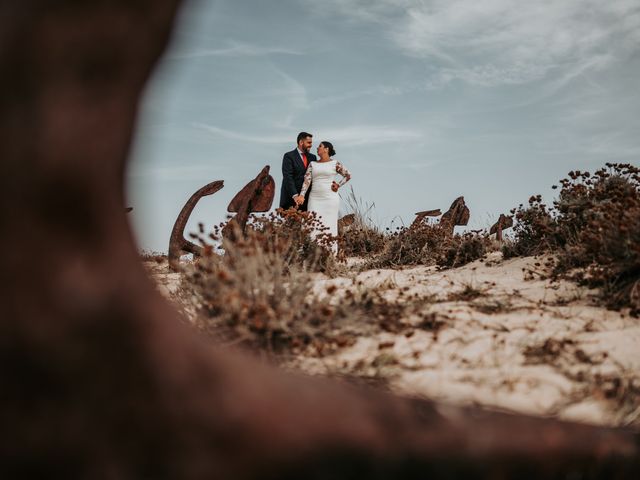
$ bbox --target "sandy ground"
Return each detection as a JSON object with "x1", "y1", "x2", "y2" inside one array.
[{"x1": 146, "y1": 253, "x2": 640, "y2": 428}]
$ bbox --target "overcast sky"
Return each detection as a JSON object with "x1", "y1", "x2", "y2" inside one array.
[{"x1": 126, "y1": 0, "x2": 640, "y2": 253}]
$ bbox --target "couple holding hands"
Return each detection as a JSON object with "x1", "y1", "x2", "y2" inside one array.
[{"x1": 279, "y1": 132, "x2": 351, "y2": 249}]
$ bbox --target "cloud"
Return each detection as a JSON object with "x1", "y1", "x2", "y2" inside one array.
[
  {"x1": 192, "y1": 123, "x2": 291, "y2": 144},
  {"x1": 193, "y1": 123, "x2": 423, "y2": 147},
  {"x1": 310, "y1": 85, "x2": 409, "y2": 108},
  {"x1": 270, "y1": 67, "x2": 310, "y2": 128},
  {"x1": 128, "y1": 164, "x2": 217, "y2": 181},
  {"x1": 302, "y1": 125, "x2": 423, "y2": 147},
  {"x1": 426, "y1": 62, "x2": 552, "y2": 88},
  {"x1": 167, "y1": 40, "x2": 302, "y2": 60},
  {"x1": 303, "y1": 0, "x2": 640, "y2": 87}
]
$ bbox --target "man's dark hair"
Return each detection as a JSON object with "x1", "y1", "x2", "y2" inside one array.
[{"x1": 297, "y1": 131, "x2": 312, "y2": 144}]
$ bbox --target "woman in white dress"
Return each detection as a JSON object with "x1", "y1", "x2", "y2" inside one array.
[{"x1": 294, "y1": 141, "x2": 351, "y2": 251}]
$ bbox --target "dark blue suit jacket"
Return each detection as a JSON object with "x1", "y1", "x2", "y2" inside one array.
[{"x1": 279, "y1": 149, "x2": 316, "y2": 210}]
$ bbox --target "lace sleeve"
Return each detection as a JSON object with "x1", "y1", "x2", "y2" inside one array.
[
  {"x1": 336, "y1": 161, "x2": 351, "y2": 187},
  {"x1": 298, "y1": 163, "x2": 313, "y2": 198}
]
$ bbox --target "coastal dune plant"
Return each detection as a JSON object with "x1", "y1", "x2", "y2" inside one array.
[
  {"x1": 185, "y1": 210, "x2": 334, "y2": 353},
  {"x1": 339, "y1": 187, "x2": 386, "y2": 257},
  {"x1": 367, "y1": 222, "x2": 490, "y2": 269},
  {"x1": 505, "y1": 163, "x2": 640, "y2": 313},
  {"x1": 183, "y1": 209, "x2": 439, "y2": 359}
]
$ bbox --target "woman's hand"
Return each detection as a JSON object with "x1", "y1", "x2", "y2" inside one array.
[
  {"x1": 294, "y1": 195, "x2": 304, "y2": 205},
  {"x1": 331, "y1": 181, "x2": 339, "y2": 192}
]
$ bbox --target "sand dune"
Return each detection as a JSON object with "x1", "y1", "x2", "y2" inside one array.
[{"x1": 147, "y1": 252, "x2": 640, "y2": 428}]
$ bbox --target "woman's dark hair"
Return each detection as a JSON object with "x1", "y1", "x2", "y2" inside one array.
[{"x1": 320, "y1": 141, "x2": 336, "y2": 157}]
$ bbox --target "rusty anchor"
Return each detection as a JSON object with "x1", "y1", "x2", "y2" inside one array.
[
  {"x1": 440, "y1": 196, "x2": 470, "y2": 234},
  {"x1": 338, "y1": 213, "x2": 356, "y2": 235},
  {"x1": 412, "y1": 209, "x2": 442, "y2": 227},
  {"x1": 168, "y1": 180, "x2": 224, "y2": 270},
  {"x1": 489, "y1": 214, "x2": 514, "y2": 242},
  {"x1": 223, "y1": 165, "x2": 275, "y2": 241}
]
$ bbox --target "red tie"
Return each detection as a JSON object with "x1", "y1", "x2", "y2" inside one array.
[{"x1": 302, "y1": 153, "x2": 308, "y2": 168}]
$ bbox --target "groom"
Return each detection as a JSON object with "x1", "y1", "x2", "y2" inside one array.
[{"x1": 279, "y1": 131, "x2": 316, "y2": 211}]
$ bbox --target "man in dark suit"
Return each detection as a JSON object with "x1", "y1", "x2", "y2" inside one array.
[{"x1": 279, "y1": 131, "x2": 316, "y2": 211}]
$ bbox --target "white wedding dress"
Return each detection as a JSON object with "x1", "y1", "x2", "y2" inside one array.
[{"x1": 299, "y1": 160, "x2": 351, "y2": 252}]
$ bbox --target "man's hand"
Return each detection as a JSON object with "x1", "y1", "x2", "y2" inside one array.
[{"x1": 331, "y1": 181, "x2": 339, "y2": 192}]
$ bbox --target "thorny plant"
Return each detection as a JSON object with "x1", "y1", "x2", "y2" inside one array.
[{"x1": 504, "y1": 163, "x2": 640, "y2": 314}]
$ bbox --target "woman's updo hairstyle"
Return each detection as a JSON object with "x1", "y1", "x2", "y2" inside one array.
[{"x1": 321, "y1": 141, "x2": 336, "y2": 157}]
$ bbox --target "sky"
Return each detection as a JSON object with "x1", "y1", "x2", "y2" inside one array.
[{"x1": 126, "y1": 0, "x2": 640, "y2": 253}]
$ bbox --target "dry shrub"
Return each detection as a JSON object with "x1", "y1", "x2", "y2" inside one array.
[
  {"x1": 188, "y1": 235, "x2": 316, "y2": 354},
  {"x1": 505, "y1": 163, "x2": 640, "y2": 313},
  {"x1": 339, "y1": 227, "x2": 386, "y2": 258},
  {"x1": 438, "y1": 230, "x2": 492, "y2": 268},
  {"x1": 339, "y1": 187, "x2": 386, "y2": 257},
  {"x1": 367, "y1": 223, "x2": 489, "y2": 269},
  {"x1": 247, "y1": 208, "x2": 338, "y2": 274},
  {"x1": 182, "y1": 210, "x2": 441, "y2": 358},
  {"x1": 502, "y1": 195, "x2": 559, "y2": 258},
  {"x1": 368, "y1": 223, "x2": 449, "y2": 268},
  {"x1": 184, "y1": 210, "x2": 333, "y2": 353}
]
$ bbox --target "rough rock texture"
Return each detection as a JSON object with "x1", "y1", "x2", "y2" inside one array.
[{"x1": 0, "y1": 1, "x2": 638, "y2": 479}]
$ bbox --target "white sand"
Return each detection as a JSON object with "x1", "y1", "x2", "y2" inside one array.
[{"x1": 147, "y1": 253, "x2": 640, "y2": 427}]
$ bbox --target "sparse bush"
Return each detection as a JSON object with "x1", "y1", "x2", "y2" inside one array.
[
  {"x1": 367, "y1": 222, "x2": 489, "y2": 269},
  {"x1": 339, "y1": 187, "x2": 386, "y2": 257},
  {"x1": 505, "y1": 163, "x2": 640, "y2": 314},
  {"x1": 502, "y1": 195, "x2": 559, "y2": 258},
  {"x1": 182, "y1": 209, "x2": 438, "y2": 357},
  {"x1": 367, "y1": 223, "x2": 449, "y2": 268},
  {"x1": 340, "y1": 226, "x2": 386, "y2": 258},
  {"x1": 183, "y1": 210, "x2": 337, "y2": 353},
  {"x1": 438, "y1": 230, "x2": 491, "y2": 268},
  {"x1": 247, "y1": 208, "x2": 338, "y2": 274},
  {"x1": 187, "y1": 230, "x2": 316, "y2": 353}
]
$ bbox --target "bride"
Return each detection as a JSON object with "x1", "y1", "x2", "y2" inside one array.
[{"x1": 294, "y1": 141, "x2": 351, "y2": 252}]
